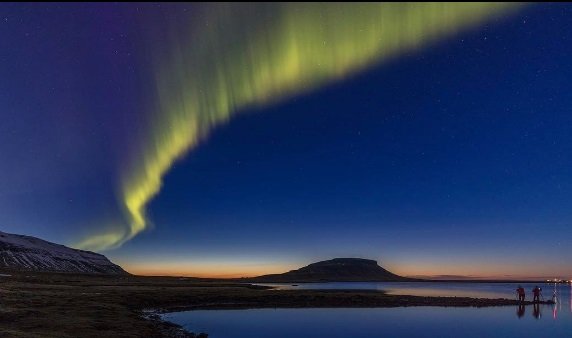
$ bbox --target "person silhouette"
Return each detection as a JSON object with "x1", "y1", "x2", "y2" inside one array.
[
  {"x1": 532, "y1": 286, "x2": 542, "y2": 303},
  {"x1": 516, "y1": 285, "x2": 526, "y2": 302},
  {"x1": 517, "y1": 304, "x2": 525, "y2": 318},
  {"x1": 533, "y1": 303, "x2": 541, "y2": 319}
]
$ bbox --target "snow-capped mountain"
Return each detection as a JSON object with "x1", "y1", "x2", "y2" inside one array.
[{"x1": 0, "y1": 231, "x2": 127, "y2": 274}]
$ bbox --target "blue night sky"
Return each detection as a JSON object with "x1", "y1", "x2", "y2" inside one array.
[{"x1": 0, "y1": 3, "x2": 571, "y2": 279}]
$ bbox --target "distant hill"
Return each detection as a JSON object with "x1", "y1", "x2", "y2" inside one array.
[
  {"x1": 249, "y1": 258, "x2": 409, "y2": 282},
  {"x1": 0, "y1": 231, "x2": 127, "y2": 275}
]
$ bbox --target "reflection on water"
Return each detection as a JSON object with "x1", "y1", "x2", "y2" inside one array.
[
  {"x1": 515, "y1": 300, "x2": 563, "y2": 320},
  {"x1": 517, "y1": 304, "x2": 525, "y2": 318},
  {"x1": 165, "y1": 282, "x2": 572, "y2": 338},
  {"x1": 164, "y1": 305, "x2": 572, "y2": 338},
  {"x1": 515, "y1": 302, "x2": 557, "y2": 320},
  {"x1": 548, "y1": 283, "x2": 572, "y2": 320},
  {"x1": 533, "y1": 303, "x2": 541, "y2": 319},
  {"x1": 257, "y1": 281, "x2": 572, "y2": 300},
  {"x1": 163, "y1": 282, "x2": 572, "y2": 337}
]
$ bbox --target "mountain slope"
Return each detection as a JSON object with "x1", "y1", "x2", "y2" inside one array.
[
  {"x1": 250, "y1": 258, "x2": 409, "y2": 282},
  {"x1": 0, "y1": 231, "x2": 127, "y2": 274}
]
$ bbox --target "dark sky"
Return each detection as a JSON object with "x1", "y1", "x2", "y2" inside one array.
[{"x1": 1, "y1": 3, "x2": 570, "y2": 278}]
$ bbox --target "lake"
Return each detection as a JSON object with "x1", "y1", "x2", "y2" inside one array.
[
  {"x1": 162, "y1": 282, "x2": 572, "y2": 337},
  {"x1": 255, "y1": 281, "x2": 568, "y2": 299}
]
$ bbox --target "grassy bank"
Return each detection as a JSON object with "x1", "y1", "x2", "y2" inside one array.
[{"x1": 0, "y1": 271, "x2": 552, "y2": 337}]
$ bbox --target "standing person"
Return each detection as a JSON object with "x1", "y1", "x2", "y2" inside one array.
[
  {"x1": 532, "y1": 286, "x2": 542, "y2": 302},
  {"x1": 516, "y1": 285, "x2": 526, "y2": 302}
]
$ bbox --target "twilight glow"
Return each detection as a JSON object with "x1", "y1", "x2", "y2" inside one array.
[{"x1": 3, "y1": 3, "x2": 572, "y2": 280}]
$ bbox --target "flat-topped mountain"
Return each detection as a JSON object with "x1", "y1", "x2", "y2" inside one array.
[
  {"x1": 0, "y1": 231, "x2": 127, "y2": 275},
  {"x1": 250, "y1": 258, "x2": 409, "y2": 282}
]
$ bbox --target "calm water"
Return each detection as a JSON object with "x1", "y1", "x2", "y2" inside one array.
[
  {"x1": 256, "y1": 281, "x2": 569, "y2": 299},
  {"x1": 163, "y1": 282, "x2": 572, "y2": 337}
]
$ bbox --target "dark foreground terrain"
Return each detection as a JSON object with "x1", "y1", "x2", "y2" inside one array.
[{"x1": 0, "y1": 271, "x2": 553, "y2": 337}]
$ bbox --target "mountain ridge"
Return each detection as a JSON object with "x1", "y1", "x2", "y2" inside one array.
[
  {"x1": 248, "y1": 258, "x2": 410, "y2": 282},
  {"x1": 0, "y1": 230, "x2": 127, "y2": 275}
]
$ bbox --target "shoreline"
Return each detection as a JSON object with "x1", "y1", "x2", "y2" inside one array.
[
  {"x1": 0, "y1": 272, "x2": 556, "y2": 338},
  {"x1": 153, "y1": 296, "x2": 554, "y2": 338},
  {"x1": 153, "y1": 295, "x2": 554, "y2": 314}
]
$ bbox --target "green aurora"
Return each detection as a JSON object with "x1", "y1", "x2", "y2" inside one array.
[{"x1": 76, "y1": 3, "x2": 519, "y2": 251}]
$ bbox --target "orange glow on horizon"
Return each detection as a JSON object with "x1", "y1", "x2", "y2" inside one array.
[
  {"x1": 123, "y1": 261, "x2": 299, "y2": 279},
  {"x1": 120, "y1": 260, "x2": 566, "y2": 280},
  {"x1": 390, "y1": 262, "x2": 569, "y2": 281}
]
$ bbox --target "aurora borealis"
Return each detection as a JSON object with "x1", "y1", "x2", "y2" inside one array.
[
  {"x1": 2, "y1": 3, "x2": 572, "y2": 279},
  {"x1": 78, "y1": 3, "x2": 517, "y2": 251}
]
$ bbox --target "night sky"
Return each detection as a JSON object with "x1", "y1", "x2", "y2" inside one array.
[{"x1": 1, "y1": 3, "x2": 571, "y2": 279}]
